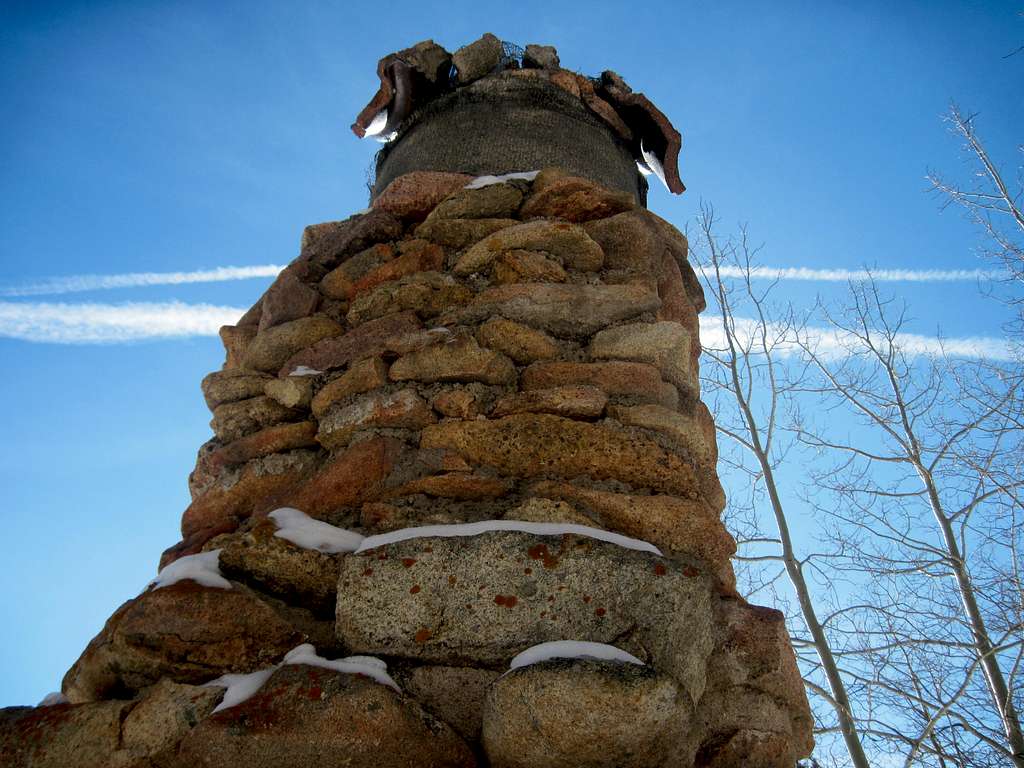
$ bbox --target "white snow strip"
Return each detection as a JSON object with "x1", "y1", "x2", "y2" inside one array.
[
  {"x1": 0, "y1": 300, "x2": 247, "y2": 344},
  {"x1": 288, "y1": 365, "x2": 322, "y2": 377},
  {"x1": 37, "y1": 692, "x2": 69, "y2": 707},
  {"x1": 206, "y1": 668, "x2": 276, "y2": 713},
  {"x1": 355, "y1": 520, "x2": 662, "y2": 555},
  {"x1": 698, "y1": 315, "x2": 1016, "y2": 362},
  {"x1": 465, "y1": 170, "x2": 540, "y2": 189},
  {"x1": 363, "y1": 109, "x2": 389, "y2": 137},
  {"x1": 640, "y1": 139, "x2": 669, "y2": 192},
  {"x1": 205, "y1": 643, "x2": 398, "y2": 713},
  {"x1": 269, "y1": 508, "x2": 364, "y2": 554},
  {"x1": 281, "y1": 644, "x2": 399, "y2": 691},
  {"x1": 1, "y1": 265, "x2": 284, "y2": 297},
  {"x1": 508, "y1": 641, "x2": 645, "y2": 672},
  {"x1": 151, "y1": 550, "x2": 231, "y2": 591},
  {"x1": 698, "y1": 264, "x2": 1005, "y2": 283}
]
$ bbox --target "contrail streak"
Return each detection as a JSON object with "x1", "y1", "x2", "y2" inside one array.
[
  {"x1": 697, "y1": 265, "x2": 1004, "y2": 282},
  {"x1": 0, "y1": 265, "x2": 285, "y2": 297},
  {"x1": 0, "y1": 301, "x2": 246, "y2": 343},
  {"x1": 698, "y1": 316, "x2": 1015, "y2": 362},
  {"x1": 0, "y1": 300, "x2": 1013, "y2": 361}
]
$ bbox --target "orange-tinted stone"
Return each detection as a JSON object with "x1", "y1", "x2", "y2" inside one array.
[
  {"x1": 62, "y1": 582, "x2": 302, "y2": 703},
  {"x1": 311, "y1": 358, "x2": 390, "y2": 418},
  {"x1": 282, "y1": 437, "x2": 404, "y2": 519},
  {"x1": 420, "y1": 414, "x2": 701, "y2": 497},
  {"x1": 529, "y1": 481, "x2": 735, "y2": 589},
  {"x1": 388, "y1": 472, "x2": 512, "y2": 501},
  {"x1": 372, "y1": 171, "x2": 474, "y2": 222},
  {"x1": 389, "y1": 336, "x2": 516, "y2": 386},
  {"x1": 521, "y1": 361, "x2": 678, "y2": 408},
  {"x1": 199, "y1": 421, "x2": 318, "y2": 477},
  {"x1": 349, "y1": 241, "x2": 446, "y2": 299},
  {"x1": 181, "y1": 451, "x2": 317, "y2": 539},
  {"x1": 219, "y1": 324, "x2": 256, "y2": 370},
  {"x1": 519, "y1": 175, "x2": 636, "y2": 223},
  {"x1": 491, "y1": 385, "x2": 607, "y2": 419},
  {"x1": 281, "y1": 311, "x2": 421, "y2": 376},
  {"x1": 317, "y1": 389, "x2": 436, "y2": 450}
]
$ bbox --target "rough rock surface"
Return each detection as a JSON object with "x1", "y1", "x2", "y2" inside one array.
[
  {"x1": 453, "y1": 32, "x2": 503, "y2": 84},
  {"x1": 482, "y1": 658, "x2": 692, "y2": 768},
  {"x1": 454, "y1": 220, "x2": 604, "y2": 276},
  {"x1": 429, "y1": 182, "x2": 524, "y2": 220},
  {"x1": 202, "y1": 370, "x2": 272, "y2": 409},
  {"x1": 177, "y1": 664, "x2": 476, "y2": 768},
  {"x1": 318, "y1": 388, "x2": 436, "y2": 449},
  {"x1": 243, "y1": 316, "x2": 344, "y2": 373},
  {"x1": 0, "y1": 681, "x2": 221, "y2": 768},
  {"x1": 523, "y1": 44, "x2": 559, "y2": 69},
  {"x1": 420, "y1": 414, "x2": 707, "y2": 497},
  {"x1": 522, "y1": 360, "x2": 679, "y2": 407},
  {"x1": 300, "y1": 210, "x2": 403, "y2": 269},
  {"x1": 62, "y1": 582, "x2": 302, "y2": 702},
  {"x1": 389, "y1": 335, "x2": 517, "y2": 385},
  {"x1": 520, "y1": 174, "x2": 637, "y2": 223},
  {"x1": 373, "y1": 171, "x2": 474, "y2": 221},
  {"x1": 336, "y1": 530, "x2": 715, "y2": 700},
  {"x1": 590, "y1": 320, "x2": 695, "y2": 390},
  {"x1": 208, "y1": 517, "x2": 341, "y2": 615},
  {"x1": 459, "y1": 282, "x2": 661, "y2": 338},
  {"x1": 476, "y1": 317, "x2": 559, "y2": 363},
  {"x1": 210, "y1": 395, "x2": 300, "y2": 442}
]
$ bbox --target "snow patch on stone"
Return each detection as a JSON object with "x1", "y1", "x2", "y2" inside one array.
[
  {"x1": 207, "y1": 668, "x2": 275, "y2": 714},
  {"x1": 37, "y1": 692, "x2": 68, "y2": 707},
  {"x1": 465, "y1": 170, "x2": 540, "y2": 189},
  {"x1": 281, "y1": 644, "x2": 400, "y2": 691},
  {"x1": 508, "y1": 641, "x2": 645, "y2": 673},
  {"x1": 151, "y1": 549, "x2": 231, "y2": 591},
  {"x1": 205, "y1": 643, "x2": 398, "y2": 713},
  {"x1": 640, "y1": 139, "x2": 669, "y2": 191},
  {"x1": 288, "y1": 365, "x2": 321, "y2": 377},
  {"x1": 269, "y1": 507, "x2": 364, "y2": 554},
  {"x1": 363, "y1": 109, "x2": 389, "y2": 137},
  {"x1": 356, "y1": 520, "x2": 662, "y2": 555}
]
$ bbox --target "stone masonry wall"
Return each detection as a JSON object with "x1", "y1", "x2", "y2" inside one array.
[{"x1": 1, "y1": 169, "x2": 813, "y2": 767}]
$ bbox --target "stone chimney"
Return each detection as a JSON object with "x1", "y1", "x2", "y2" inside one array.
[{"x1": 1, "y1": 35, "x2": 812, "y2": 768}]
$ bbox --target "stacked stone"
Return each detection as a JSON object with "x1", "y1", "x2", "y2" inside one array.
[{"x1": 1, "y1": 169, "x2": 812, "y2": 767}]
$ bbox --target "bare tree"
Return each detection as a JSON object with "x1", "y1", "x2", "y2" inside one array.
[
  {"x1": 693, "y1": 205, "x2": 872, "y2": 768},
  {"x1": 928, "y1": 105, "x2": 1024, "y2": 342},
  {"x1": 792, "y1": 280, "x2": 1024, "y2": 767}
]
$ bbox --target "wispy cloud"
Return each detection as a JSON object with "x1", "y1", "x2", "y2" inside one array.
[
  {"x1": 0, "y1": 301, "x2": 246, "y2": 343},
  {"x1": 0, "y1": 265, "x2": 284, "y2": 297},
  {"x1": 699, "y1": 316, "x2": 1015, "y2": 361},
  {"x1": 699, "y1": 265, "x2": 1003, "y2": 282}
]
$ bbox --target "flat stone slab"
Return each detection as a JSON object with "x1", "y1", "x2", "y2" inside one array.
[{"x1": 336, "y1": 530, "x2": 713, "y2": 700}]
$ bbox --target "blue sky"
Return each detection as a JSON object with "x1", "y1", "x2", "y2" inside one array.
[{"x1": 0, "y1": 0, "x2": 1021, "y2": 707}]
